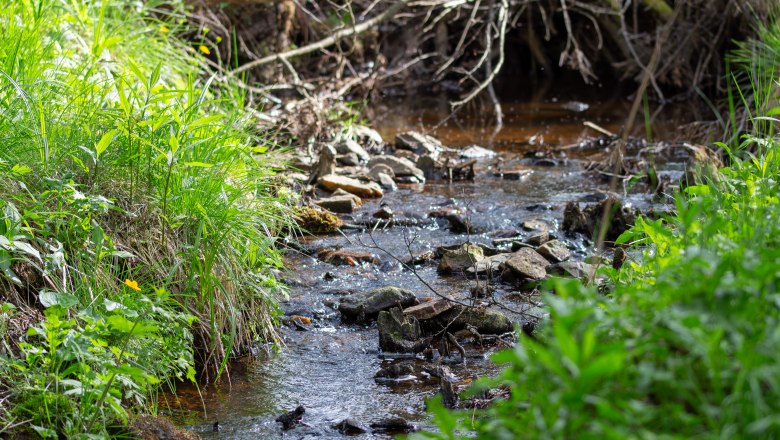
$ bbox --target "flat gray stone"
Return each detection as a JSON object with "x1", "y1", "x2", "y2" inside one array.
[
  {"x1": 316, "y1": 194, "x2": 361, "y2": 213},
  {"x1": 500, "y1": 248, "x2": 550, "y2": 281},
  {"x1": 465, "y1": 253, "x2": 512, "y2": 275},
  {"x1": 335, "y1": 139, "x2": 370, "y2": 162},
  {"x1": 537, "y1": 239, "x2": 571, "y2": 263},
  {"x1": 395, "y1": 131, "x2": 443, "y2": 159},
  {"x1": 546, "y1": 261, "x2": 597, "y2": 280},
  {"x1": 368, "y1": 156, "x2": 425, "y2": 181},
  {"x1": 403, "y1": 299, "x2": 454, "y2": 320}
]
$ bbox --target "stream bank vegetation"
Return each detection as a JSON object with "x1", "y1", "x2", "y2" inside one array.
[
  {"x1": 0, "y1": 0, "x2": 293, "y2": 437},
  {"x1": 415, "y1": 16, "x2": 780, "y2": 439}
]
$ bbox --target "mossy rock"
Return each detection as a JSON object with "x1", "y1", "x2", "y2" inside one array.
[{"x1": 296, "y1": 206, "x2": 343, "y2": 234}]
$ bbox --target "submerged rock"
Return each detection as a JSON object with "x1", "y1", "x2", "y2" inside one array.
[
  {"x1": 496, "y1": 169, "x2": 533, "y2": 180},
  {"x1": 130, "y1": 415, "x2": 199, "y2": 440},
  {"x1": 438, "y1": 243, "x2": 484, "y2": 273},
  {"x1": 317, "y1": 248, "x2": 379, "y2": 266},
  {"x1": 377, "y1": 307, "x2": 428, "y2": 353},
  {"x1": 444, "y1": 213, "x2": 475, "y2": 233},
  {"x1": 537, "y1": 239, "x2": 571, "y2": 263},
  {"x1": 276, "y1": 405, "x2": 305, "y2": 431},
  {"x1": 370, "y1": 417, "x2": 419, "y2": 434},
  {"x1": 333, "y1": 418, "x2": 369, "y2": 435},
  {"x1": 374, "y1": 361, "x2": 415, "y2": 379},
  {"x1": 339, "y1": 287, "x2": 418, "y2": 322},
  {"x1": 500, "y1": 248, "x2": 550, "y2": 281},
  {"x1": 319, "y1": 174, "x2": 383, "y2": 198}
]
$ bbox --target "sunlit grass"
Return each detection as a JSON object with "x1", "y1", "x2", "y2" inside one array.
[{"x1": 0, "y1": 0, "x2": 293, "y2": 436}]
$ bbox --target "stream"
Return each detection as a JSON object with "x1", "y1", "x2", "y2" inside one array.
[{"x1": 167, "y1": 92, "x2": 689, "y2": 439}]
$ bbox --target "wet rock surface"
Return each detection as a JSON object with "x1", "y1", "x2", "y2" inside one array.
[
  {"x1": 339, "y1": 287, "x2": 418, "y2": 322},
  {"x1": 368, "y1": 156, "x2": 425, "y2": 181},
  {"x1": 403, "y1": 298, "x2": 454, "y2": 320},
  {"x1": 377, "y1": 307, "x2": 428, "y2": 353},
  {"x1": 563, "y1": 196, "x2": 638, "y2": 241},
  {"x1": 172, "y1": 118, "x2": 684, "y2": 439},
  {"x1": 500, "y1": 248, "x2": 551, "y2": 281},
  {"x1": 537, "y1": 239, "x2": 571, "y2": 263},
  {"x1": 438, "y1": 243, "x2": 484, "y2": 273},
  {"x1": 333, "y1": 418, "x2": 369, "y2": 435},
  {"x1": 430, "y1": 305, "x2": 514, "y2": 335},
  {"x1": 319, "y1": 174, "x2": 383, "y2": 198},
  {"x1": 395, "y1": 131, "x2": 444, "y2": 159},
  {"x1": 316, "y1": 194, "x2": 361, "y2": 213}
]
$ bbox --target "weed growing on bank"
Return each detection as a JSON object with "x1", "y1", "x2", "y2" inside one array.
[
  {"x1": 0, "y1": 0, "x2": 292, "y2": 436},
  {"x1": 417, "y1": 18, "x2": 780, "y2": 440}
]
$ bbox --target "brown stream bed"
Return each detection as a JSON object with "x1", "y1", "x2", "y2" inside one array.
[{"x1": 166, "y1": 94, "x2": 690, "y2": 438}]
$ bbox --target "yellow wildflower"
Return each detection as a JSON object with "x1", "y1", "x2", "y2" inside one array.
[
  {"x1": 198, "y1": 45, "x2": 210, "y2": 55},
  {"x1": 124, "y1": 279, "x2": 141, "y2": 291},
  {"x1": 160, "y1": 25, "x2": 170, "y2": 33}
]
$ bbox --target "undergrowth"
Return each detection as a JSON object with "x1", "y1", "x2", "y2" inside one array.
[
  {"x1": 417, "y1": 15, "x2": 780, "y2": 440},
  {"x1": 0, "y1": 0, "x2": 293, "y2": 437}
]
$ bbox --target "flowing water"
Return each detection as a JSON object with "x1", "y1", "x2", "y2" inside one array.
[{"x1": 168, "y1": 93, "x2": 690, "y2": 438}]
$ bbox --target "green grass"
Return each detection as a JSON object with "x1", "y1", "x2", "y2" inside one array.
[
  {"x1": 417, "y1": 17, "x2": 780, "y2": 440},
  {"x1": 0, "y1": 0, "x2": 293, "y2": 436}
]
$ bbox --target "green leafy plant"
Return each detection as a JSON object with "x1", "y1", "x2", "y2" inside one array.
[
  {"x1": 0, "y1": 0, "x2": 294, "y2": 436},
  {"x1": 417, "y1": 15, "x2": 780, "y2": 440}
]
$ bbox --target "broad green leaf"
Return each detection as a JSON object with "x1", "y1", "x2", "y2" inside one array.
[
  {"x1": 39, "y1": 291, "x2": 80, "y2": 309},
  {"x1": 169, "y1": 134, "x2": 179, "y2": 154},
  {"x1": 95, "y1": 129, "x2": 119, "y2": 159}
]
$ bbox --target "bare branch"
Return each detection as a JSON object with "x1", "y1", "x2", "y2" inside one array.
[{"x1": 229, "y1": 0, "x2": 412, "y2": 77}]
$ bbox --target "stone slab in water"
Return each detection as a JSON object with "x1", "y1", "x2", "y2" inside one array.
[
  {"x1": 500, "y1": 247, "x2": 550, "y2": 281},
  {"x1": 319, "y1": 174, "x2": 383, "y2": 198},
  {"x1": 537, "y1": 239, "x2": 571, "y2": 263},
  {"x1": 339, "y1": 287, "x2": 418, "y2": 322},
  {"x1": 404, "y1": 298, "x2": 454, "y2": 320}
]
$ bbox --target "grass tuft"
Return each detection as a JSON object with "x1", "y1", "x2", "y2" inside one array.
[{"x1": 0, "y1": 0, "x2": 293, "y2": 436}]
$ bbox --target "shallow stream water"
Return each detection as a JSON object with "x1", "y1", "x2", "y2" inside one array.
[{"x1": 168, "y1": 94, "x2": 688, "y2": 439}]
